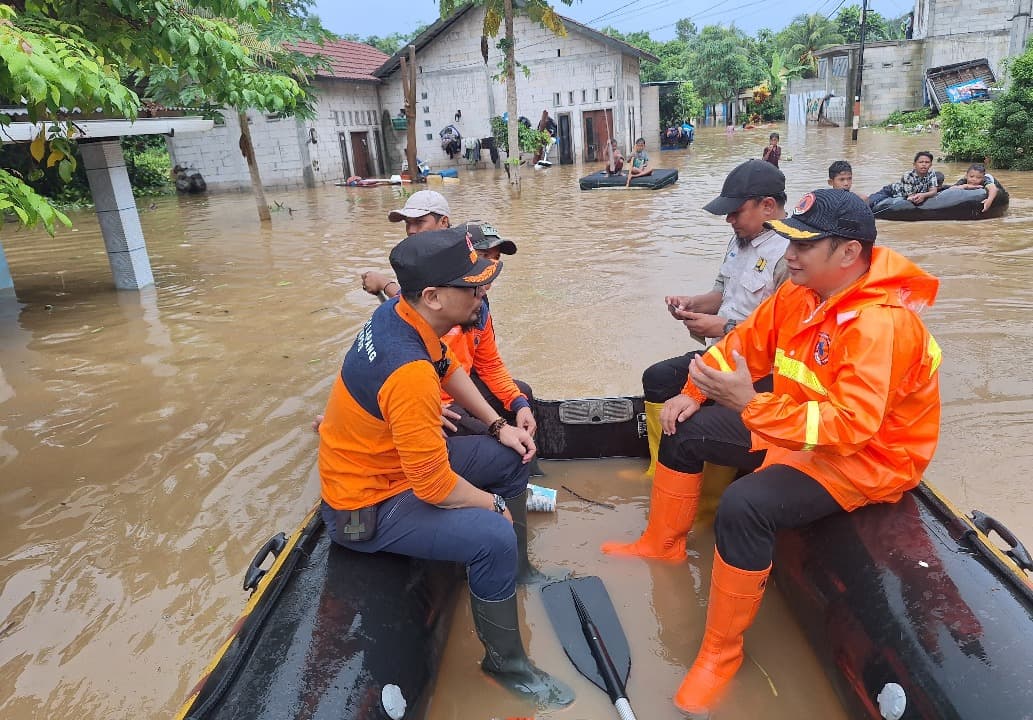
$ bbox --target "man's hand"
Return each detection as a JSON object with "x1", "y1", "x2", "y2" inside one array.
[
  {"x1": 680, "y1": 312, "x2": 726, "y2": 339},
  {"x1": 981, "y1": 197, "x2": 992, "y2": 212},
  {"x1": 441, "y1": 405, "x2": 461, "y2": 435},
  {"x1": 515, "y1": 406, "x2": 537, "y2": 436},
  {"x1": 497, "y1": 423, "x2": 537, "y2": 462},
  {"x1": 665, "y1": 295, "x2": 697, "y2": 316},
  {"x1": 361, "y1": 270, "x2": 394, "y2": 296},
  {"x1": 312, "y1": 414, "x2": 324, "y2": 434},
  {"x1": 688, "y1": 350, "x2": 757, "y2": 412},
  {"x1": 660, "y1": 394, "x2": 701, "y2": 435}
]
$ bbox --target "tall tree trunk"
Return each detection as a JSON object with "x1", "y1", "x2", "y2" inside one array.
[
  {"x1": 238, "y1": 111, "x2": 271, "y2": 222},
  {"x1": 504, "y1": 0, "x2": 520, "y2": 189}
]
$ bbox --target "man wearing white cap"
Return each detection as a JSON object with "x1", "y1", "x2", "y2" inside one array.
[{"x1": 386, "y1": 189, "x2": 451, "y2": 236}]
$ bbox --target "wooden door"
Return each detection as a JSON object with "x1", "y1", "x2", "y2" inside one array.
[
  {"x1": 582, "y1": 109, "x2": 614, "y2": 162},
  {"x1": 350, "y1": 131, "x2": 371, "y2": 178},
  {"x1": 558, "y1": 113, "x2": 573, "y2": 165}
]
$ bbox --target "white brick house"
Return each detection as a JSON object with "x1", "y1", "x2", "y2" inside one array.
[
  {"x1": 167, "y1": 40, "x2": 391, "y2": 190},
  {"x1": 375, "y1": 5, "x2": 659, "y2": 169}
]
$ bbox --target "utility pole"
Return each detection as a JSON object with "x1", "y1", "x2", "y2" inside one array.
[
  {"x1": 852, "y1": 0, "x2": 869, "y2": 141},
  {"x1": 400, "y1": 45, "x2": 418, "y2": 182}
]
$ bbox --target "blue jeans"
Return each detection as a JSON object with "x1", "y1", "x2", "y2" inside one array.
[{"x1": 322, "y1": 435, "x2": 531, "y2": 600}]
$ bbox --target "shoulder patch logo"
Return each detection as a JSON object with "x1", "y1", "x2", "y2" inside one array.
[{"x1": 814, "y1": 331, "x2": 831, "y2": 366}]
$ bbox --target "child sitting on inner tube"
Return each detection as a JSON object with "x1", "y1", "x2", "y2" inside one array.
[
  {"x1": 603, "y1": 139, "x2": 624, "y2": 175},
  {"x1": 942, "y1": 163, "x2": 999, "y2": 213}
]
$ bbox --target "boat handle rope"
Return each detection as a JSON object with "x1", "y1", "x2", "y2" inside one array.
[
  {"x1": 243, "y1": 532, "x2": 288, "y2": 592},
  {"x1": 968, "y1": 510, "x2": 1033, "y2": 573}
]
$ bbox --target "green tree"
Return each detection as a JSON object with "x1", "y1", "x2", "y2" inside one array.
[
  {"x1": 940, "y1": 101, "x2": 993, "y2": 162},
  {"x1": 601, "y1": 27, "x2": 688, "y2": 83},
  {"x1": 440, "y1": 0, "x2": 572, "y2": 189},
  {"x1": 343, "y1": 25, "x2": 429, "y2": 56},
  {"x1": 660, "y1": 81, "x2": 703, "y2": 126},
  {"x1": 0, "y1": 0, "x2": 321, "y2": 234},
  {"x1": 834, "y1": 5, "x2": 895, "y2": 43},
  {"x1": 777, "y1": 13, "x2": 844, "y2": 76},
  {"x1": 675, "y1": 18, "x2": 697, "y2": 42},
  {"x1": 989, "y1": 42, "x2": 1033, "y2": 169},
  {"x1": 689, "y1": 25, "x2": 763, "y2": 120}
]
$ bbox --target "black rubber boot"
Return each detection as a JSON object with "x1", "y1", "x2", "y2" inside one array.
[
  {"x1": 470, "y1": 592, "x2": 575, "y2": 708},
  {"x1": 506, "y1": 490, "x2": 569, "y2": 585}
]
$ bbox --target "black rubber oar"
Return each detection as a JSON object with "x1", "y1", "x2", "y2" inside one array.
[{"x1": 541, "y1": 576, "x2": 637, "y2": 719}]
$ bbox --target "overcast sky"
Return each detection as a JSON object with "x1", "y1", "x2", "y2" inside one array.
[{"x1": 311, "y1": 0, "x2": 916, "y2": 42}]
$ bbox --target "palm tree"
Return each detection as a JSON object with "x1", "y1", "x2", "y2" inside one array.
[{"x1": 779, "y1": 13, "x2": 844, "y2": 76}]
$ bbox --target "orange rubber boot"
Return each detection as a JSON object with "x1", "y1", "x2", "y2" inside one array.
[
  {"x1": 673, "y1": 549, "x2": 771, "y2": 718},
  {"x1": 601, "y1": 463, "x2": 701, "y2": 561}
]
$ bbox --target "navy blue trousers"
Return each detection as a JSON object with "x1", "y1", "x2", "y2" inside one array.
[
  {"x1": 659, "y1": 404, "x2": 839, "y2": 572},
  {"x1": 322, "y1": 435, "x2": 530, "y2": 600}
]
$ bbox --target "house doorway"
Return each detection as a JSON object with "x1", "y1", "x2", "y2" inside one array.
[
  {"x1": 350, "y1": 132, "x2": 371, "y2": 178},
  {"x1": 582, "y1": 109, "x2": 613, "y2": 162},
  {"x1": 557, "y1": 113, "x2": 573, "y2": 165},
  {"x1": 338, "y1": 132, "x2": 351, "y2": 178}
]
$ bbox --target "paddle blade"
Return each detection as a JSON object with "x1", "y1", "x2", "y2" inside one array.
[{"x1": 541, "y1": 576, "x2": 631, "y2": 693}]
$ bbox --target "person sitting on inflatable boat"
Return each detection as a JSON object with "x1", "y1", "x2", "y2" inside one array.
[
  {"x1": 639, "y1": 159, "x2": 789, "y2": 477},
  {"x1": 627, "y1": 137, "x2": 653, "y2": 179},
  {"x1": 941, "y1": 162, "x2": 999, "y2": 213},
  {"x1": 362, "y1": 203, "x2": 539, "y2": 460},
  {"x1": 319, "y1": 227, "x2": 574, "y2": 710},
  {"x1": 603, "y1": 189, "x2": 941, "y2": 718},
  {"x1": 603, "y1": 138, "x2": 624, "y2": 175},
  {"x1": 866, "y1": 150, "x2": 942, "y2": 208}
]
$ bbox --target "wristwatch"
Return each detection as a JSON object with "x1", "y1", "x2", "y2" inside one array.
[
  {"x1": 722, "y1": 318, "x2": 738, "y2": 335},
  {"x1": 491, "y1": 493, "x2": 507, "y2": 514}
]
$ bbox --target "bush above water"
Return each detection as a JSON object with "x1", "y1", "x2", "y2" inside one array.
[{"x1": 939, "y1": 101, "x2": 993, "y2": 162}]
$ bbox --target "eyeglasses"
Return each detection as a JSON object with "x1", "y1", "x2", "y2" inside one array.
[{"x1": 443, "y1": 284, "x2": 488, "y2": 298}]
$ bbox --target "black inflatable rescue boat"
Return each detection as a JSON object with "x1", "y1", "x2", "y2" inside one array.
[
  {"x1": 873, "y1": 183, "x2": 1009, "y2": 221},
  {"x1": 176, "y1": 396, "x2": 1033, "y2": 719}
]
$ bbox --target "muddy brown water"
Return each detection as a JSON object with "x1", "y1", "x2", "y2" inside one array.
[{"x1": 1, "y1": 125, "x2": 1032, "y2": 719}]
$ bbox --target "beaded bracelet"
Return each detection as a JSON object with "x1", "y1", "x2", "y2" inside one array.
[{"x1": 487, "y1": 418, "x2": 507, "y2": 439}]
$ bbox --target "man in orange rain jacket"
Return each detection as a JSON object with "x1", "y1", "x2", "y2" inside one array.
[{"x1": 601, "y1": 189, "x2": 941, "y2": 717}]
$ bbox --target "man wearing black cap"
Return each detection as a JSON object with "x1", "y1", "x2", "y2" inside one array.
[
  {"x1": 317, "y1": 227, "x2": 573, "y2": 709},
  {"x1": 362, "y1": 221, "x2": 538, "y2": 443},
  {"x1": 610, "y1": 190, "x2": 942, "y2": 717},
  {"x1": 637, "y1": 159, "x2": 789, "y2": 478}
]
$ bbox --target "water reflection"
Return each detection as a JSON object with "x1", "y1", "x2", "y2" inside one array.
[{"x1": 0, "y1": 125, "x2": 1031, "y2": 718}]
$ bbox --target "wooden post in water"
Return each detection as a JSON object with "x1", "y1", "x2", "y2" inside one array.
[
  {"x1": 852, "y1": 0, "x2": 869, "y2": 142},
  {"x1": 401, "y1": 45, "x2": 418, "y2": 183}
]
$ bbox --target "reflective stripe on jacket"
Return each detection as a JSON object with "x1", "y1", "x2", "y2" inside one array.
[
  {"x1": 682, "y1": 247, "x2": 941, "y2": 511},
  {"x1": 319, "y1": 297, "x2": 460, "y2": 511},
  {"x1": 440, "y1": 298, "x2": 529, "y2": 412}
]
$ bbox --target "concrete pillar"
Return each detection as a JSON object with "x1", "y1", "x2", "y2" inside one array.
[
  {"x1": 79, "y1": 139, "x2": 154, "y2": 290},
  {"x1": 1011, "y1": 0, "x2": 1032, "y2": 58},
  {"x1": 0, "y1": 242, "x2": 13, "y2": 292}
]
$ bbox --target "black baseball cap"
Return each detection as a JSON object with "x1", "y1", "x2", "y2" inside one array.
[
  {"x1": 765, "y1": 189, "x2": 877, "y2": 243},
  {"x1": 703, "y1": 159, "x2": 786, "y2": 215},
  {"x1": 389, "y1": 226, "x2": 502, "y2": 293},
  {"x1": 460, "y1": 220, "x2": 518, "y2": 255}
]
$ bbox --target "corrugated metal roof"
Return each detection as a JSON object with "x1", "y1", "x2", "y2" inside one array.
[{"x1": 292, "y1": 39, "x2": 390, "y2": 83}]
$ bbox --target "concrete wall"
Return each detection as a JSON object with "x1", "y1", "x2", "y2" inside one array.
[
  {"x1": 167, "y1": 81, "x2": 383, "y2": 190},
  {"x1": 917, "y1": 0, "x2": 1016, "y2": 38},
  {"x1": 379, "y1": 8, "x2": 650, "y2": 168},
  {"x1": 856, "y1": 43, "x2": 927, "y2": 122},
  {"x1": 641, "y1": 85, "x2": 659, "y2": 148}
]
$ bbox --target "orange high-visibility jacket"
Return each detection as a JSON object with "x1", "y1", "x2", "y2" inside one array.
[
  {"x1": 440, "y1": 299, "x2": 529, "y2": 413},
  {"x1": 682, "y1": 247, "x2": 941, "y2": 511},
  {"x1": 319, "y1": 298, "x2": 461, "y2": 511}
]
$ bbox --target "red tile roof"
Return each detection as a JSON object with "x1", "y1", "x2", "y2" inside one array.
[{"x1": 292, "y1": 39, "x2": 389, "y2": 82}]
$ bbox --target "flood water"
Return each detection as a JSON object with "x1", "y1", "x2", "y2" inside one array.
[{"x1": 2, "y1": 124, "x2": 1032, "y2": 719}]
